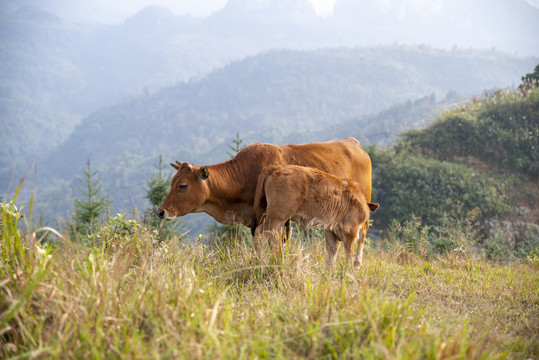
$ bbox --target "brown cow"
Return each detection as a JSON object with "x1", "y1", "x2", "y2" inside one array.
[
  {"x1": 251, "y1": 165, "x2": 379, "y2": 268},
  {"x1": 157, "y1": 138, "x2": 373, "y2": 243}
]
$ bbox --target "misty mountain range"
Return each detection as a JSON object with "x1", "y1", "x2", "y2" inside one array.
[
  {"x1": 43, "y1": 47, "x2": 535, "y2": 176},
  {"x1": 1, "y1": 0, "x2": 538, "y2": 227},
  {"x1": 2, "y1": 0, "x2": 538, "y2": 113}
]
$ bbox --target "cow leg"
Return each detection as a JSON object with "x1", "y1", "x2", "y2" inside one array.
[
  {"x1": 353, "y1": 222, "x2": 368, "y2": 268},
  {"x1": 324, "y1": 231, "x2": 340, "y2": 268},
  {"x1": 283, "y1": 220, "x2": 292, "y2": 244}
]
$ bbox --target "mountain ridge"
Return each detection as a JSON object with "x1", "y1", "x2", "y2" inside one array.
[{"x1": 38, "y1": 46, "x2": 536, "y2": 182}]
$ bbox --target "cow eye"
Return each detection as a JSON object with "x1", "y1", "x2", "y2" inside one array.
[{"x1": 178, "y1": 184, "x2": 188, "y2": 190}]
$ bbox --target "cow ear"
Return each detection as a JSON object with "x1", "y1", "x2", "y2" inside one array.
[
  {"x1": 171, "y1": 161, "x2": 193, "y2": 171},
  {"x1": 368, "y1": 203, "x2": 380, "y2": 212},
  {"x1": 199, "y1": 166, "x2": 209, "y2": 180}
]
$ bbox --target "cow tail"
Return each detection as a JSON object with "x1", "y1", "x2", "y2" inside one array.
[
  {"x1": 251, "y1": 166, "x2": 272, "y2": 236},
  {"x1": 250, "y1": 214, "x2": 258, "y2": 237}
]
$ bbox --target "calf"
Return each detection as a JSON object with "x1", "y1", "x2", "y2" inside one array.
[{"x1": 251, "y1": 165, "x2": 379, "y2": 268}]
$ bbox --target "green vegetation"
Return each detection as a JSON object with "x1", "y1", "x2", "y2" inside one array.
[
  {"x1": 226, "y1": 132, "x2": 246, "y2": 159},
  {"x1": 143, "y1": 155, "x2": 185, "y2": 241},
  {"x1": 520, "y1": 64, "x2": 539, "y2": 92},
  {"x1": 369, "y1": 82, "x2": 539, "y2": 261},
  {"x1": 70, "y1": 159, "x2": 111, "y2": 239},
  {"x1": 371, "y1": 150, "x2": 510, "y2": 229},
  {"x1": 1, "y1": 194, "x2": 537, "y2": 359},
  {"x1": 2, "y1": 56, "x2": 538, "y2": 359},
  {"x1": 400, "y1": 89, "x2": 539, "y2": 178},
  {"x1": 2, "y1": 81, "x2": 538, "y2": 357}
]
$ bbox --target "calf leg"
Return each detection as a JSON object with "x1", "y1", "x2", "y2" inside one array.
[
  {"x1": 253, "y1": 226, "x2": 263, "y2": 255},
  {"x1": 253, "y1": 218, "x2": 286, "y2": 254},
  {"x1": 343, "y1": 232, "x2": 356, "y2": 269},
  {"x1": 353, "y1": 222, "x2": 368, "y2": 268},
  {"x1": 324, "y1": 231, "x2": 340, "y2": 268}
]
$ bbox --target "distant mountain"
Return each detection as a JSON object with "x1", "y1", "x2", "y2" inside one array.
[
  {"x1": 2, "y1": 0, "x2": 539, "y2": 186},
  {"x1": 41, "y1": 46, "x2": 535, "y2": 182},
  {"x1": 277, "y1": 94, "x2": 456, "y2": 149}
]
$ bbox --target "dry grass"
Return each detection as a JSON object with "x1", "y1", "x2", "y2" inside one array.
[{"x1": 1, "y1": 210, "x2": 538, "y2": 359}]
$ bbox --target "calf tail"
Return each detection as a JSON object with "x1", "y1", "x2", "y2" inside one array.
[{"x1": 251, "y1": 165, "x2": 276, "y2": 236}]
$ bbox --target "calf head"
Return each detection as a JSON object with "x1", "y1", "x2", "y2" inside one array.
[{"x1": 157, "y1": 161, "x2": 210, "y2": 220}]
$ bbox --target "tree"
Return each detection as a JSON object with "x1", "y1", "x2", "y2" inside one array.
[
  {"x1": 520, "y1": 64, "x2": 539, "y2": 93},
  {"x1": 72, "y1": 159, "x2": 111, "y2": 238},
  {"x1": 144, "y1": 155, "x2": 185, "y2": 241},
  {"x1": 226, "y1": 132, "x2": 245, "y2": 159}
]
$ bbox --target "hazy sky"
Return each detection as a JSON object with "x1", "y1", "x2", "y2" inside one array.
[
  {"x1": 3, "y1": 0, "x2": 539, "y2": 23},
  {"x1": 1, "y1": 0, "x2": 337, "y2": 22}
]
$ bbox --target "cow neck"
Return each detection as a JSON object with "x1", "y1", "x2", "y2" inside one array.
[
  {"x1": 201, "y1": 159, "x2": 251, "y2": 225},
  {"x1": 207, "y1": 159, "x2": 245, "y2": 197}
]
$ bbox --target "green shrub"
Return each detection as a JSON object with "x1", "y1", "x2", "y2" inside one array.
[
  {"x1": 370, "y1": 149, "x2": 510, "y2": 230},
  {"x1": 384, "y1": 207, "x2": 483, "y2": 259}
]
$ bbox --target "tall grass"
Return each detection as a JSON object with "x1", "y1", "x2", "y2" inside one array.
[{"x1": 1, "y1": 194, "x2": 537, "y2": 358}]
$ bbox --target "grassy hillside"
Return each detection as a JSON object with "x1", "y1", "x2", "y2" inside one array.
[
  {"x1": 2, "y1": 74, "x2": 538, "y2": 360},
  {"x1": 370, "y1": 86, "x2": 539, "y2": 260},
  {"x1": 1, "y1": 205, "x2": 538, "y2": 359},
  {"x1": 400, "y1": 89, "x2": 539, "y2": 179}
]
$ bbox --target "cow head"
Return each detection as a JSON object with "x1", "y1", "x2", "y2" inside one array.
[
  {"x1": 157, "y1": 161, "x2": 210, "y2": 220},
  {"x1": 367, "y1": 202, "x2": 380, "y2": 212}
]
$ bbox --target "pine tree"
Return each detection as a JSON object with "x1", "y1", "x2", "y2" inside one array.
[
  {"x1": 72, "y1": 159, "x2": 111, "y2": 238},
  {"x1": 145, "y1": 155, "x2": 170, "y2": 211},
  {"x1": 226, "y1": 132, "x2": 245, "y2": 159},
  {"x1": 145, "y1": 155, "x2": 184, "y2": 241}
]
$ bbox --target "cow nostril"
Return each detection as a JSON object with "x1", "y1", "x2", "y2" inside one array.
[{"x1": 157, "y1": 209, "x2": 165, "y2": 219}]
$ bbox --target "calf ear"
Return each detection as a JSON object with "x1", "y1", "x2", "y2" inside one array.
[
  {"x1": 368, "y1": 203, "x2": 380, "y2": 212},
  {"x1": 170, "y1": 162, "x2": 181, "y2": 170},
  {"x1": 199, "y1": 166, "x2": 209, "y2": 180}
]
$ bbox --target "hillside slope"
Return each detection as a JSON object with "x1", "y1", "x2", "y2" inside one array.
[
  {"x1": 371, "y1": 86, "x2": 539, "y2": 254},
  {"x1": 401, "y1": 89, "x2": 539, "y2": 179}
]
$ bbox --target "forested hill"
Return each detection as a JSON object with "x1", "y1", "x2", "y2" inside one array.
[
  {"x1": 400, "y1": 89, "x2": 539, "y2": 179},
  {"x1": 370, "y1": 84, "x2": 539, "y2": 238},
  {"x1": 41, "y1": 46, "x2": 535, "y2": 180}
]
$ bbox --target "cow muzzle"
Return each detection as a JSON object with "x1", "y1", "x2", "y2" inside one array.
[
  {"x1": 157, "y1": 209, "x2": 176, "y2": 221},
  {"x1": 157, "y1": 209, "x2": 166, "y2": 219}
]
